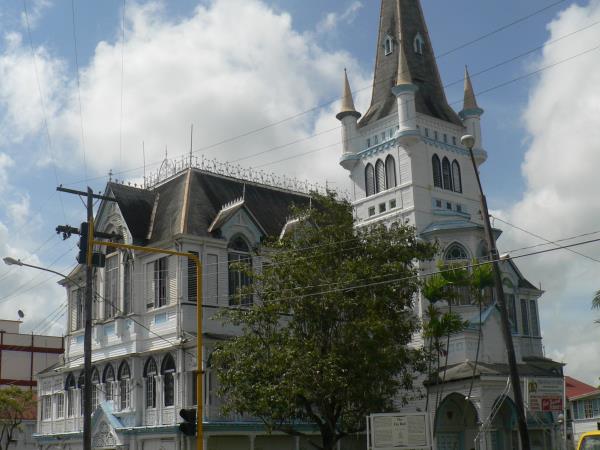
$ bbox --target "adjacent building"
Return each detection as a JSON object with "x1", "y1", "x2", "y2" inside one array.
[
  {"x1": 565, "y1": 376, "x2": 600, "y2": 447},
  {"x1": 0, "y1": 318, "x2": 63, "y2": 450}
]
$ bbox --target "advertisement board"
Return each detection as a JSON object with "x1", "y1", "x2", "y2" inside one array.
[
  {"x1": 367, "y1": 412, "x2": 431, "y2": 450},
  {"x1": 526, "y1": 377, "x2": 564, "y2": 412}
]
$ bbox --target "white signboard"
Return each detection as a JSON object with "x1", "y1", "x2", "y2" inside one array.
[
  {"x1": 368, "y1": 413, "x2": 431, "y2": 450},
  {"x1": 526, "y1": 377, "x2": 564, "y2": 412}
]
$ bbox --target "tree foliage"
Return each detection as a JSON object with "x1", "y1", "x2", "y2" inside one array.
[
  {"x1": 0, "y1": 387, "x2": 35, "y2": 450},
  {"x1": 212, "y1": 192, "x2": 437, "y2": 450}
]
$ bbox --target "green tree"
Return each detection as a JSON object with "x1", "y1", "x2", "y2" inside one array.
[
  {"x1": 592, "y1": 290, "x2": 600, "y2": 323},
  {"x1": 0, "y1": 387, "x2": 35, "y2": 450},
  {"x1": 212, "y1": 192, "x2": 437, "y2": 450}
]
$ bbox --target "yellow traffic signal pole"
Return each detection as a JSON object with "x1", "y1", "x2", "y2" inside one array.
[{"x1": 91, "y1": 236, "x2": 204, "y2": 450}]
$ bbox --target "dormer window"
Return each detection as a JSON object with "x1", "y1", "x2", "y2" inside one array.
[
  {"x1": 384, "y1": 35, "x2": 394, "y2": 55},
  {"x1": 414, "y1": 33, "x2": 425, "y2": 55}
]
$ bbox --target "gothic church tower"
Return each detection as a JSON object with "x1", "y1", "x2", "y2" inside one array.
[{"x1": 338, "y1": 0, "x2": 487, "y2": 266}]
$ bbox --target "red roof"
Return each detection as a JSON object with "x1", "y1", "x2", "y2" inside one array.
[{"x1": 566, "y1": 376, "x2": 600, "y2": 400}]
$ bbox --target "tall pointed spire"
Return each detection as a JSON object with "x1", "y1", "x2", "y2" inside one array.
[
  {"x1": 360, "y1": 0, "x2": 461, "y2": 127},
  {"x1": 336, "y1": 69, "x2": 361, "y2": 120},
  {"x1": 463, "y1": 66, "x2": 479, "y2": 110}
]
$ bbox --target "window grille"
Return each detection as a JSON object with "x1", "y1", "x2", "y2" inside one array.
[{"x1": 432, "y1": 155, "x2": 442, "y2": 188}]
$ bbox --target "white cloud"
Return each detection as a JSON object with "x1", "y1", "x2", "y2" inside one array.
[
  {"x1": 26, "y1": 0, "x2": 366, "y2": 191},
  {"x1": 316, "y1": 1, "x2": 363, "y2": 34},
  {"x1": 500, "y1": 0, "x2": 600, "y2": 384}
]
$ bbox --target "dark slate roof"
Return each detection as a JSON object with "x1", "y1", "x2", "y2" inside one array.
[
  {"x1": 108, "y1": 169, "x2": 310, "y2": 244},
  {"x1": 359, "y1": 0, "x2": 462, "y2": 128},
  {"x1": 108, "y1": 182, "x2": 156, "y2": 244}
]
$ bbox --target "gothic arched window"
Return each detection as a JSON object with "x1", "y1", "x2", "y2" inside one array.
[
  {"x1": 444, "y1": 243, "x2": 469, "y2": 261},
  {"x1": 144, "y1": 357, "x2": 158, "y2": 408},
  {"x1": 365, "y1": 164, "x2": 375, "y2": 196},
  {"x1": 118, "y1": 361, "x2": 131, "y2": 411},
  {"x1": 452, "y1": 160, "x2": 462, "y2": 193},
  {"x1": 65, "y1": 373, "x2": 76, "y2": 417},
  {"x1": 228, "y1": 236, "x2": 252, "y2": 306},
  {"x1": 375, "y1": 160, "x2": 386, "y2": 193},
  {"x1": 123, "y1": 252, "x2": 133, "y2": 314},
  {"x1": 77, "y1": 373, "x2": 85, "y2": 416},
  {"x1": 91, "y1": 368, "x2": 100, "y2": 411},
  {"x1": 442, "y1": 157, "x2": 453, "y2": 191},
  {"x1": 385, "y1": 155, "x2": 397, "y2": 188},
  {"x1": 103, "y1": 364, "x2": 115, "y2": 402},
  {"x1": 432, "y1": 155, "x2": 442, "y2": 188},
  {"x1": 161, "y1": 354, "x2": 176, "y2": 407},
  {"x1": 414, "y1": 33, "x2": 425, "y2": 54}
]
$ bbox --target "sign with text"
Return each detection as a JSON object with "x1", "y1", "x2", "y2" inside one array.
[
  {"x1": 368, "y1": 413, "x2": 430, "y2": 450},
  {"x1": 526, "y1": 377, "x2": 564, "y2": 412}
]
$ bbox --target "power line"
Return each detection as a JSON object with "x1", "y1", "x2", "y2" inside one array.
[
  {"x1": 491, "y1": 215, "x2": 600, "y2": 264},
  {"x1": 70, "y1": 0, "x2": 88, "y2": 182},
  {"x1": 59, "y1": 0, "x2": 581, "y2": 187},
  {"x1": 22, "y1": 0, "x2": 67, "y2": 222}
]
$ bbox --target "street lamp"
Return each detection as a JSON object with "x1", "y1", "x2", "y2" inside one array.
[
  {"x1": 460, "y1": 134, "x2": 531, "y2": 450},
  {"x1": 3, "y1": 257, "x2": 83, "y2": 288}
]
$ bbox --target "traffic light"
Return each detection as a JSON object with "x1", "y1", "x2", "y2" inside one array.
[
  {"x1": 179, "y1": 408, "x2": 196, "y2": 436},
  {"x1": 77, "y1": 222, "x2": 89, "y2": 264}
]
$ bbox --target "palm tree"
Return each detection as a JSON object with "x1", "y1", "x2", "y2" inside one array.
[{"x1": 593, "y1": 290, "x2": 600, "y2": 322}]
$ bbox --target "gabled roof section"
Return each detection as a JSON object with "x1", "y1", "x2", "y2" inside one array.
[
  {"x1": 359, "y1": 0, "x2": 462, "y2": 128},
  {"x1": 565, "y1": 376, "x2": 600, "y2": 400},
  {"x1": 107, "y1": 182, "x2": 156, "y2": 244},
  {"x1": 208, "y1": 197, "x2": 267, "y2": 235}
]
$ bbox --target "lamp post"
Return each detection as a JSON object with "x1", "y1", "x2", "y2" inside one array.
[{"x1": 461, "y1": 134, "x2": 531, "y2": 450}]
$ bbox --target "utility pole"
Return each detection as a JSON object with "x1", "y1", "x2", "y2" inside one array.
[
  {"x1": 461, "y1": 136, "x2": 531, "y2": 450},
  {"x1": 56, "y1": 186, "x2": 116, "y2": 450}
]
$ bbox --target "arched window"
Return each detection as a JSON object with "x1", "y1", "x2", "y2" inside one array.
[
  {"x1": 365, "y1": 164, "x2": 375, "y2": 196},
  {"x1": 444, "y1": 243, "x2": 469, "y2": 261},
  {"x1": 452, "y1": 160, "x2": 462, "y2": 193},
  {"x1": 91, "y1": 368, "x2": 100, "y2": 411},
  {"x1": 385, "y1": 155, "x2": 397, "y2": 188},
  {"x1": 161, "y1": 354, "x2": 176, "y2": 407},
  {"x1": 375, "y1": 159, "x2": 386, "y2": 193},
  {"x1": 144, "y1": 357, "x2": 158, "y2": 409},
  {"x1": 413, "y1": 33, "x2": 425, "y2": 54},
  {"x1": 103, "y1": 365, "x2": 115, "y2": 402},
  {"x1": 123, "y1": 252, "x2": 133, "y2": 314},
  {"x1": 432, "y1": 155, "x2": 442, "y2": 188},
  {"x1": 384, "y1": 35, "x2": 394, "y2": 55},
  {"x1": 477, "y1": 241, "x2": 489, "y2": 260},
  {"x1": 442, "y1": 157, "x2": 453, "y2": 191},
  {"x1": 228, "y1": 236, "x2": 252, "y2": 306},
  {"x1": 77, "y1": 373, "x2": 85, "y2": 416},
  {"x1": 65, "y1": 374, "x2": 76, "y2": 417},
  {"x1": 118, "y1": 361, "x2": 131, "y2": 411}
]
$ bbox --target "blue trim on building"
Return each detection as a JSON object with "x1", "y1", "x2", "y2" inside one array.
[
  {"x1": 459, "y1": 107, "x2": 484, "y2": 119},
  {"x1": 392, "y1": 84, "x2": 418, "y2": 95}
]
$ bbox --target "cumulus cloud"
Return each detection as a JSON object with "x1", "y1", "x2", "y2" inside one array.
[
  {"x1": 32, "y1": 0, "x2": 368, "y2": 193},
  {"x1": 501, "y1": 0, "x2": 600, "y2": 384}
]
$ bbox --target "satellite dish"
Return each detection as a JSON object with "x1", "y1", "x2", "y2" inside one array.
[{"x1": 17, "y1": 310, "x2": 24, "y2": 319}]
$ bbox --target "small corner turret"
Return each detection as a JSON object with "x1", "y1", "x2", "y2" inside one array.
[
  {"x1": 337, "y1": 69, "x2": 362, "y2": 170},
  {"x1": 391, "y1": 42, "x2": 419, "y2": 146},
  {"x1": 459, "y1": 66, "x2": 485, "y2": 163}
]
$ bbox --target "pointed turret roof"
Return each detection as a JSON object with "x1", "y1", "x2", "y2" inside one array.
[
  {"x1": 462, "y1": 66, "x2": 479, "y2": 110},
  {"x1": 359, "y1": 0, "x2": 462, "y2": 127},
  {"x1": 336, "y1": 69, "x2": 361, "y2": 120},
  {"x1": 396, "y1": 41, "x2": 412, "y2": 85}
]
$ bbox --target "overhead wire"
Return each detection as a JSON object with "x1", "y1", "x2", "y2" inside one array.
[
  {"x1": 70, "y1": 0, "x2": 88, "y2": 182},
  {"x1": 58, "y1": 0, "x2": 583, "y2": 187},
  {"x1": 491, "y1": 215, "x2": 600, "y2": 264},
  {"x1": 22, "y1": 0, "x2": 67, "y2": 222}
]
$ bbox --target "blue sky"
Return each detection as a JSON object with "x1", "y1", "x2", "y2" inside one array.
[{"x1": 1, "y1": 0, "x2": 599, "y2": 383}]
